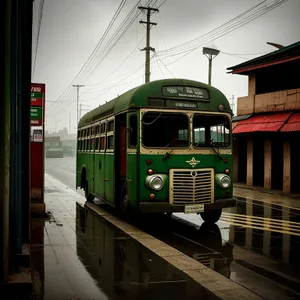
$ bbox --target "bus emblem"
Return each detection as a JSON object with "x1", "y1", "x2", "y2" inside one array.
[{"x1": 186, "y1": 157, "x2": 200, "y2": 168}]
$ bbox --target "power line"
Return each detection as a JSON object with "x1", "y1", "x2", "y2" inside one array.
[
  {"x1": 81, "y1": 33, "x2": 147, "y2": 95},
  {"x1": 157, "y1": 0, "x2": 268, "y2": 56},
  {"x1": 72, "y1": 0, "x2": 127, "y2": 84},
  {"x1": 47, "y1": 0, "x2": 128, "y2": 114},
  {"x1": 158, "y1": 0, "x2": 288, "y2": 66},
  {"x1": 47, "y1": 0, "x2": 151, "y2": 117},
  {"x1": 32, "y1": 0, "x2": 45, "y2": 78},
  {"x1": 157, "y1": 0, "x2": 287, "y2": 61}
]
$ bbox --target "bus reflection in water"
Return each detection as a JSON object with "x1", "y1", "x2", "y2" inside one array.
[
  {"x1": 76, "y1": 204, "x2": 233, "y2": 299},
  {"x1": 76, "y1": 79, "x2": 236, "y2": 224}
]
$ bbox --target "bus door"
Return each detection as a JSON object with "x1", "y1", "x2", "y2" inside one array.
[
  {"x1": 104, "y1": 120, "x2": 115, "y2": 204},
  {"x1": 94, "y1": 123, "x2": 105, "y2": 197},
  {"x1": 125, "y1": 113, "x2": 138, "y2": 206},
  {"x1": 119, "y1": 121, "x2": 127, "y2": 177}
]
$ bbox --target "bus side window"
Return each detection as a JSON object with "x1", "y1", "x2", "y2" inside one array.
[
  {"x1": 107, "y1": 136, "x2": 114, "y2": 149},
  {"x1": 129, "y1": 115, "x2": 137, "y2": 148},
  {"x1": 100, "y1": 136, "x2": 105, "y2": 150}
]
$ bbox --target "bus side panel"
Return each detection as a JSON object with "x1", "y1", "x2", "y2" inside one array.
[
  {"x1": 76, "y1": 151, "x2": 82, "y2": 188},
  {"x1": 77, "y1": 152, "x2": 87, "y2": 187},
  {"x1": 126, "y1": 152, "x2": 139, "y2": 210},
  {"x1": 104, "y1": 151, "x2": 115, "y2": 205},
  {"x1": 86, "y1": 151, "x2": 94, "y2": 191},
  {"x1": 94, "y1": 152, "x2": 105, "y2": 198}
]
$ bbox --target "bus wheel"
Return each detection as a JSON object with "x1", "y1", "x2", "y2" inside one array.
[
  {"x1": 85, "y1": 180, "x2": 94, "y2": 202},
  {"x1": 200, "y1": 209, "x2": 222, "y2": 224}
]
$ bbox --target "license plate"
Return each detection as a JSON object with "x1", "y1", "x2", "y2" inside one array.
[{"x1": 184, "y1": 204, "x2": 204, "y2": 214}]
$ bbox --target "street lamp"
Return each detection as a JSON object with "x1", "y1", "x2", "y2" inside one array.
[{"x1": 203, "y1": 47, "x2": 220, "y2": 86}]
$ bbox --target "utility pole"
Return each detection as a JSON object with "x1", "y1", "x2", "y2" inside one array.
[
  {"x1": 79, "y1": 103, "x2": 90, "y2": 120},
  {"x1": 72, "y1": 84, "x2": 84, "y2": 131},
  {"x1": 138, "y1": 6, "x2": 159, "y2": 83},
  {"x1": 68, "y1": 112, "x2": 71, "y2": 134}
]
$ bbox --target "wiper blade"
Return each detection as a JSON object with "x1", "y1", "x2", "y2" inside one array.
[{"x1": 213, "y1": 148, "x2": 223, "y2": 160}]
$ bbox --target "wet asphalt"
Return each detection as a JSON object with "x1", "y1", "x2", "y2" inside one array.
[{"x1": 38, "y1": 156, "x2": 300, "y2": 300}]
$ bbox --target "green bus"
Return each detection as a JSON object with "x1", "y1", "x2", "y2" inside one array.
[{"x1": 76, "y1": 79, "x2": 236, "y2": 223}]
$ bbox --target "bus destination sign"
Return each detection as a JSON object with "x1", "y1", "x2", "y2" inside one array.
[{"x1": 162, "y1": 86, "x2": 209, "y2": 100}]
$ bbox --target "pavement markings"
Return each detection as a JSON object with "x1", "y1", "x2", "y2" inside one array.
[{"x1": 221, "y1": 212, "x2": 300, "y2": 236}]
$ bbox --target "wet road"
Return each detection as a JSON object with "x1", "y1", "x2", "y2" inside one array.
[{"x1": 45, "y1": 157, "x2": 300, "y2": 299}]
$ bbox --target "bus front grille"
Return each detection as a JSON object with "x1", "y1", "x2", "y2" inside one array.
[{"x1": 170, "y1": 168, "x2": 214, "y2": 205}]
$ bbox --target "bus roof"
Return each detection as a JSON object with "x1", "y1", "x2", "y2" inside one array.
[{"x1": 78, "y1": 78, "x2": 232, "y2": 128}]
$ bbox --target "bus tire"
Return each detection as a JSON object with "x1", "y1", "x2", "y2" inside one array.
[
  {"x1": 200, "y1": 209, "x2": 222, "y2": 224},
  {"x1": 85, "y1": 180, "x2": 94, "y2": 202}
]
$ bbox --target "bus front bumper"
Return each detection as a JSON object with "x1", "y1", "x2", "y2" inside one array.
[{"x1": 139, "y1": 198, "x2": 236, "y2": 213}]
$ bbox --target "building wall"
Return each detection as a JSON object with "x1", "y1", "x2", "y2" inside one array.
[{"x1": 233, "y1": 134, "x2": 300, "y2": 194}]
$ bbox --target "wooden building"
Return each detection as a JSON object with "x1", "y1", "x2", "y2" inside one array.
[{"x1": 227, "y1": 41, "x2": 300, "y2": 194}]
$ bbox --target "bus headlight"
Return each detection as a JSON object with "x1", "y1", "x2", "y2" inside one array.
[
  {"x1": 145, "y1": 175, "x2": 164, "y2": 191},
  {"x1": 215, "y1": 174, "x2": 231, "y2": 189}
]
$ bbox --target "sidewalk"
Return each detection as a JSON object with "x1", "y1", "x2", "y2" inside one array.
[
  {"x1": 233, "y1": 184, "x2": 300, "y2": 210},
  {"x1": 30, "y1": 174, "x2": 263, "y2": 300}
]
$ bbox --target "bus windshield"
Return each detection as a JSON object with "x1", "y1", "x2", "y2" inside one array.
[
  {"x1": 142, "y1": 112, "x2": 189, "y2": 148},
  {"x1": 193, "y1": 114, "x2": 230, "y2": 148}
]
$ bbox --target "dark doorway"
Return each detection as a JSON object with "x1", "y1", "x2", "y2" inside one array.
[
  {"x1": 237, "y1": 136, "x2": 247, "y2": 183},
  {"x1": 271, "y1": 139, "x2": 283, "y2": 190},
  {"x1": 253, "y1": 136, "x2": 264, "y2": 187},
  {"x1": 114, "y1": 113, "x2": 127, "y2": 210},
  {"x1": 291, "y1": 137, "x2": 300, "y2": 193}
]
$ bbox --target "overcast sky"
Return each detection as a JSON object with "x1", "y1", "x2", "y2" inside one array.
[{"x1": 31, "y1": 0, "x2": 300, "y2": 133}]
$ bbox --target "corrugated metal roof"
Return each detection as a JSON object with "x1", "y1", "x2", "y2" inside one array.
[
  {"x1": 286, "y1": 112, "x2": 300, "y2": 123},
  {"x1": 233, "y1": 112, "x2": 292, "y2": 134},
  {"x1": 238, "y1": 112, "x2": 292, "y2": 124},
  {"x1": 232, "y1": 122, "x2": 238, "y2": 129},
  {"x1": 280, "y1": 123, "x2": 300, "y2": 132},
  {"x1": 280, "y1": 113, "x2": 300, "y2": 132},
  {"x1": 232, "y1": 114, "x2": 252, "y2": 122},
  {"x1": 233, "y1": 122, "x2": 284, "y2": 134}
]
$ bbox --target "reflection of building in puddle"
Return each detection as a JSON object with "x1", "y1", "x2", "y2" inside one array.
[
  {"x1": 226, "y1": 197, "x2": 300, "y2": 267},
  {"x1": 76, "y1": 204, "x2": 219, "y2": 300}
]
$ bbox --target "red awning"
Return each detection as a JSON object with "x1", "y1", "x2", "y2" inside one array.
[
  {"x1": 233, "y1": 112, "x2": 292, "y2": 134},
  {"x1": 232, "y1": 122, "x2": 238, "y2": 129},
  {"x1": 280, "y1": 113, "x2": 300, "y2": 132}
]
